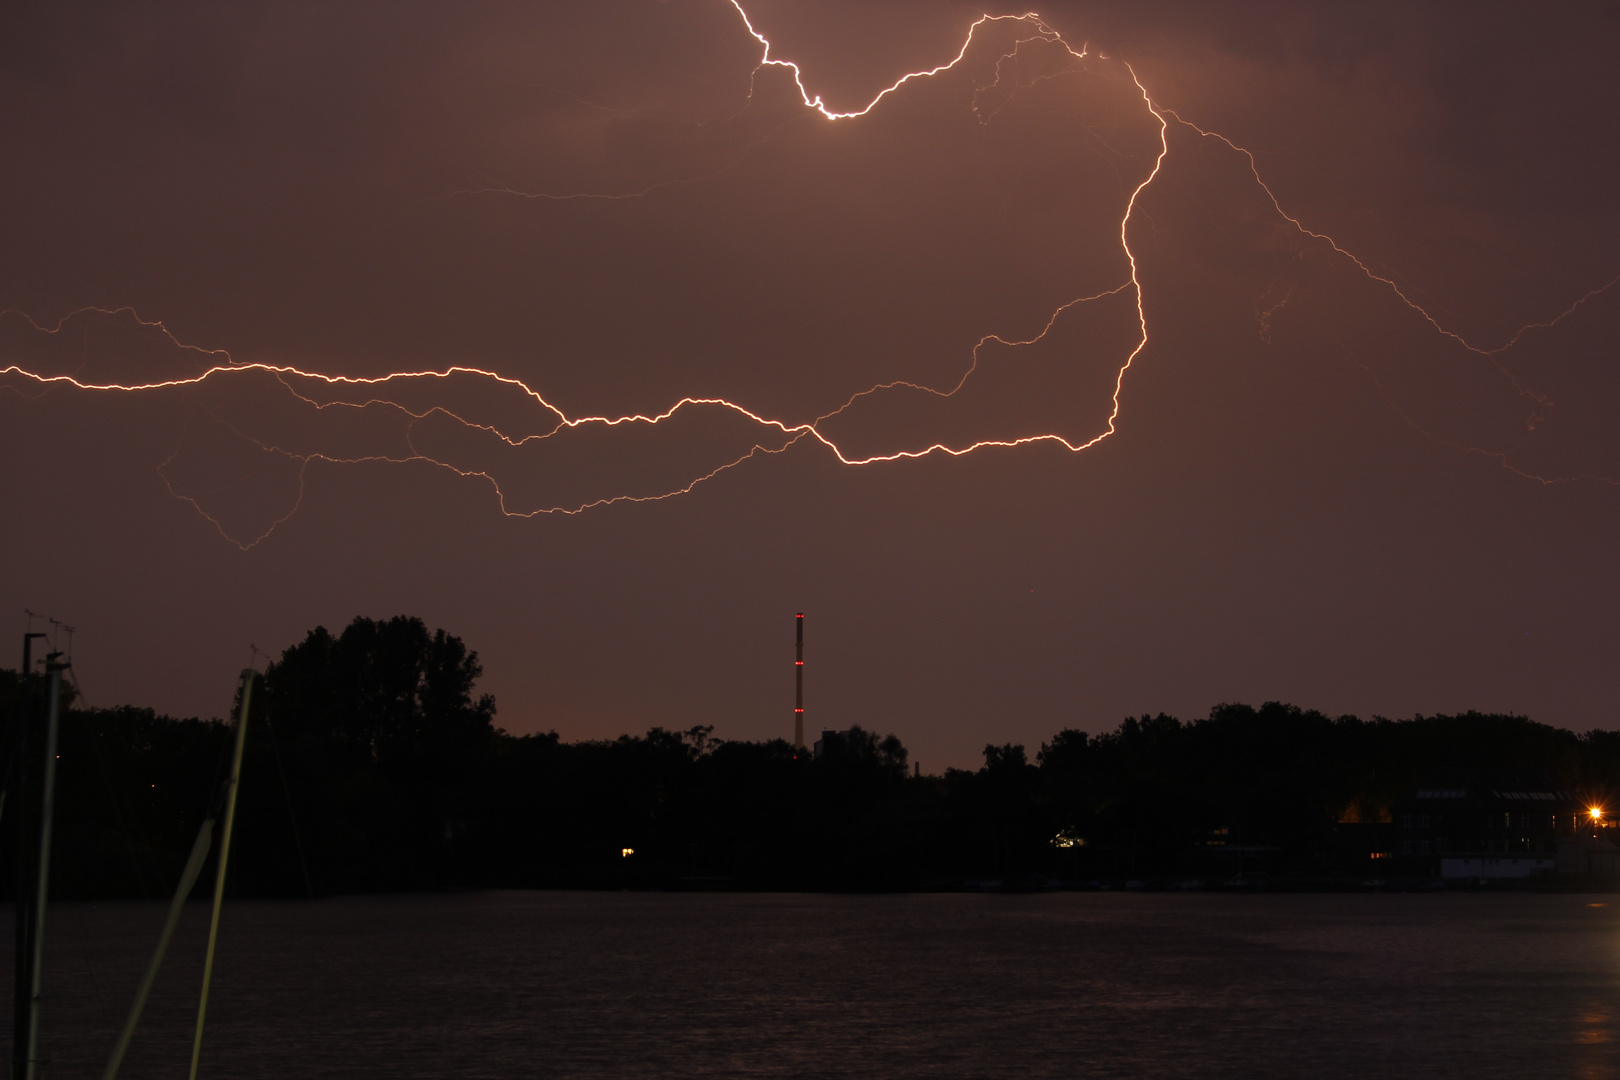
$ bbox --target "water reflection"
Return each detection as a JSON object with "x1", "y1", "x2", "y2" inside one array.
[{"x1": 13, "y1": 892, "x2": 1620, "y2": 1079}]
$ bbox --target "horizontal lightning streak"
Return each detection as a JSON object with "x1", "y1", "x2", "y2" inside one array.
[{"x1": 2, "y1": 5, "x2": 1611, "y2": 548}]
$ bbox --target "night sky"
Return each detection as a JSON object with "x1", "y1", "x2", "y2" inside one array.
[{"x1": 3, "y1": 1, "x2": 1618, "y2": 770}]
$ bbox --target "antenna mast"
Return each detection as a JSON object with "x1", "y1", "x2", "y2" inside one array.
[{"x1": 794, "y1": 613, "x2": 804, "y2": 752}]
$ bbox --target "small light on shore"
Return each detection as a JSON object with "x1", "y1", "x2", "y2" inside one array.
[{"x1": 621, "y1": 847, "x2": 634, "y2": 858}]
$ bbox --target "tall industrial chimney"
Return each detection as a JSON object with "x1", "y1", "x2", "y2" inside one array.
[{"x1": 794, "y1": 612, "x2": 804, "y2": 751}]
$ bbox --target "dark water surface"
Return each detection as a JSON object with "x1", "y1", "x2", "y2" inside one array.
[{"x1": 16, "y1": 891, "x2": 1620, "y2": 1078}]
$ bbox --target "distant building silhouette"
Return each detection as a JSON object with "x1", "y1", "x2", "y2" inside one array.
[
  {"x1": 813, "y1": 729, "x2": 840, "y2": 760},
  {"x1": 1390, "y1": 768, "x2": 1594, "y2": 880}
]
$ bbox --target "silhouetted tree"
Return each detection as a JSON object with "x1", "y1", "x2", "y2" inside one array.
[
  {"x1": 9, "y1": 635, "x2": 1620, "y2": 898},
  {"x1": 250, "y1": 616, "x2": 498, "y2": 893}
]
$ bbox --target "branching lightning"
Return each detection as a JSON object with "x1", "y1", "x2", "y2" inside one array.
[{"x1": 2, "y1": 4, "x2": 1612, "y2": 549}]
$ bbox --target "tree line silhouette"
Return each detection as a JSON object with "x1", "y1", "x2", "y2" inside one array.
[{"x1": 3, "y1": 616, "x2": 1618, "y2": 897}]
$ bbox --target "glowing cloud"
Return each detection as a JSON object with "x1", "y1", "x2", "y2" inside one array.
[{"x1": 2, "y1": 6, "x2": 1611, "y2": 548}]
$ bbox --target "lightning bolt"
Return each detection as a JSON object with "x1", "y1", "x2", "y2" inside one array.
[{"x1": 2, "y1": 5, "x2": 1611, "y2": 549}]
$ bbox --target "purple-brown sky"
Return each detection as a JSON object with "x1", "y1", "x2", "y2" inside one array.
[{"x1": 3, "y1": 1, "x2": 1618, "y2": 770}]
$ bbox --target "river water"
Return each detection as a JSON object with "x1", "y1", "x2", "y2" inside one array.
[{"x1": 17, "y1": 891, "x2": 1620, "y2": 1078}]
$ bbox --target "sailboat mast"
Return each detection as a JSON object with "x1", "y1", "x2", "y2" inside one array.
[
  {"x1": 11, "y1": 631, "x2": 44, "y2": 1080},
  {"x1": 187, "y1": 668, "x2": 255, "y2": 1080},
  {"x1": 21, "y1": 653, "x2": 66, "y2": 1080}
]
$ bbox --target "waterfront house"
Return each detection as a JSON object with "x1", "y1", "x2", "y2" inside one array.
[{"x1": 1389, "y1": 768, "x2": 1584, "y2": 880}]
